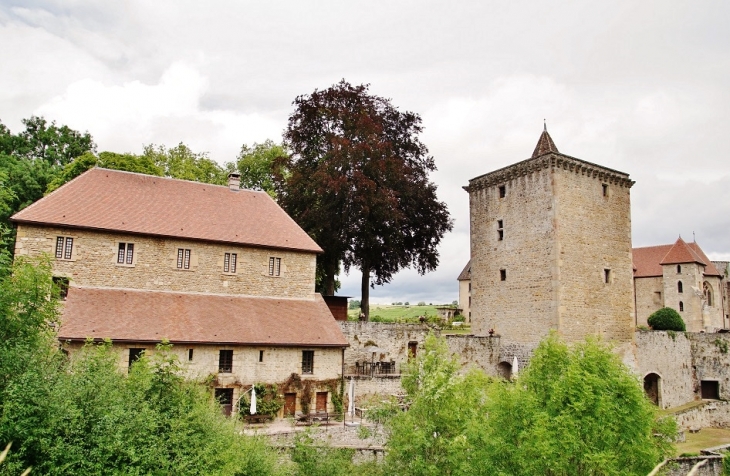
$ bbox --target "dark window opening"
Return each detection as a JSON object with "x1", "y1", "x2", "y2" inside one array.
[
  {"x1": 188, "y1": 349, "x2": 194, "y2": 361},
  {"x1": 408, "y1": 341, "x2": 418, "y2": 359},
  {"x1": 259, "y1": 350, "x2": 264, "y2": 362},
  {"x1": 117, "y1": 242, "x2": 134, "y2": 264},
  {"x1": 602, "y1": 183, "x2": 609, "y2": 197},
  {"x1": 679, "y1": 301, "x2": 684, "y2": 312},
  {"x1": 302, "y1": 350, "x2": 314, "y2": 374},
  {"x1": 498, "y1": 185, "x2": 506, "y2": 198},
  {"x1": 177, "y1": 248, "x2": 191, "y2": 269},
  {"x1": 677, "y1": 265, "x2": 682, "y2": 273},
  {"x1": 497, "y1": 219, "x2": 504, "y2": 241},
  {"x1": 644, "y1": 373, "x2": 661, "y2": 406},
  {"x1": 604, "y1": 268, "x2": 611, "y2": 284},
  {"x1": 500, "y1": 269, "x2": 507, "y2": 281},
  {"x1": 52, "y1": 276, "x2": 70, "y2": 300},
  {"x1": 269, "y1": 257, "x2": 281, "y2": 276},
  {"x1": 224, "y1": 252, "x2": 237, "y2": 273},
  {"x1": 56, "y1": 236, "x2": 74, "y2": 260},
  {"x1": 701, "y1": 380, "x2": 720, "y2": 400},
  {"x1": 704, "y1": 282, "x2": 713, "y2": 306},
  {"x1": 128, "y1": 348, "x2": 145, "y2": 368},
  {"x1": 219, "y1": 349, "x2": 233, "y2": 373},
  {"x1": 215, "y1": 388, "x2": 234, "y2": 417},
  {"x1": 678, "y1": 281, "x2": 683, "y2": 293}
]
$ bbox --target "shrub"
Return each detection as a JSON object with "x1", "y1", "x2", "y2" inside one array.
[{"x1": 648, "y1": 307, "x2": 686, "y2": 331}]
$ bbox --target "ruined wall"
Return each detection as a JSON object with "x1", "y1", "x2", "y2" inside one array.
[
  {"x1": 338, "y1": 322, "x2": 433, "y2": 374},
  {"x1": 445, "y1": 334, "x2": 501, "y2": 374},
  {"x1": 469, "y1": 165, "x2": 557, "y2": 341},
  {"x1": 634, "y1": 331, "x2": 695, "y2": 409},
  {"x1": 553, "y1": 167, "x2": 634, "y2": 344},
  {"x1": 635, "y1": 277, "x2": 663, "y2": 327},
  {"x1": 15, "y1": 225, "x2": 316, "y2": 298},
  {"x1": 688, "y1": 333, "x2": 730, "y2": 400}
]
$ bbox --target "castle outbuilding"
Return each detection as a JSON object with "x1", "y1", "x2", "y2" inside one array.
[{"x1": 464, "y1": 127, "x2": 635, "y2": 344}]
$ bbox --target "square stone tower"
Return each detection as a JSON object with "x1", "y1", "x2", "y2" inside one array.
[{"x1": 465, "y1": 127, "x2": 635, "y2": 344}]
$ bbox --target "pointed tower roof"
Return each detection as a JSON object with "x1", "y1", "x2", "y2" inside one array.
[
  {"x1": 660, "y1": 237, "x2": 706, "y2": 266},
  {"x1": 531, "y1": 123, "x2": 559, "y2": 158}
]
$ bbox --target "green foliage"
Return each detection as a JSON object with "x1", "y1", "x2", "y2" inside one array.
[
  {"x1": 648, "y1": 307, "x2": 686, "y2": 331},
  {"x1": 348, "y1": 299, "x2": 361, "y2": 310},
  {"x1": 382, "y1": 333, "x2": 676, "y2": 476},
  {"x1": 290, "y1": 430, "x2": 356, "y2": 476},
  {"x1": 238, "y1": 383, "x2": 283, "y2": 418},
  {"x1": 142, "y1": 142, "x2": 228, "y2": 185},
  {"x1": 714, "y1": 338, "x2": 729, "y2": 354},
  {"x1": 235, "y1": 140, "x2": 287, "y2": 197}
]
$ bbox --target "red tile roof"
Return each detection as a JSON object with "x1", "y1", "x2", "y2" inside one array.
[
  {"x1": 457, "y1": 259, "x2": 471, "y2": 281},
  {"x1": 59, "y1": 287, "x2": 349, "y2": 347},
  {"x1": 633, "y1": 239, "x2": 722, "y2": 278},
  {"x1": 531, "y1": 127, "x2": 559, "y2": 158},
  {"x1": 11, "y1": 168, "x2": 322, "y2": 253}
]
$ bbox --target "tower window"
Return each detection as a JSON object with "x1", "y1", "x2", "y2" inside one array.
[
  {"x1": 498, "y1": 185, "x2": 506, "y2": 198},
  {"x1": 497, "y1": 219, "x2": 504, "y2": 241},
  {"x1": 259, "y1": 350, "x2": 264, "y2": 362},
  {"x1": 677, "y1": 265, "x2": 682, "y2": 273},
  {"x1": 602, "y1": 183, "x2": 609, "y2": 197},
  {"x1": 500, "y1": 269, "x2": 507, "y2": 281},
  {"x1": 678, "y1": 281, "x2": 683, "y2": 293},
  {"x1": 604, "y1": 268, "x2": 611, "y2": 284},
  {"x1": 679, "y1": 301, "x2": 684, "y2": 312}
]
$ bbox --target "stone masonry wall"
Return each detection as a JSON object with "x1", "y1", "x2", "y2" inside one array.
[
  {"x1": 15, "y1": 225, "x2": 316, "y2": 298},
  {"x1": 633, "y1": 331, "x2": 695, "y2": 409},
  {"x1": 458, "y1": 279, "x2": 471, "y2": 322},
  {"x1": 64, "y1": 341, "x2": 343, "y2": 415},
  {"x1": 635, "y1": 276, "x2": 663, "y2": 327},
  {"x1": 553, "y1": 167, "x2": 634, "y2": 344},
  {"x1": 469, "y1": 166, "x2": 558, "y2": 341}
]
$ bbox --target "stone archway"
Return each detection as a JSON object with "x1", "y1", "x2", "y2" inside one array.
[
  {"x1": 643, "y1": 373, "x2": 661, "y2": 406},
  {"x1": 497, "y1": 361, "x2": 512, "y2": 380}
]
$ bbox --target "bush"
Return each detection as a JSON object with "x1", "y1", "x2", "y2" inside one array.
[{"x1": 648, "y1": 307, "x2": 686, "y2": 331}]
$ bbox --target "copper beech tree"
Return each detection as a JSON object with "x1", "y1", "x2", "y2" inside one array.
[{"x1": 277, "y1": 80, "x2": 452, "y2": 320}]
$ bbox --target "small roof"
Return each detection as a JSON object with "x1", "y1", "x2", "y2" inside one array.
[
  {"x1": 59, "y1": 287, "x2": 349, "y2": 347},
  {"x1": 633, "y1": 239, "x2": 722, "y2": 278},
  {"x1": 11, "y1": 168, "x2": 322, "y2": 253},
  {"x1": 457, "y1": 259, "x2": 471, "y2": 281},
  {"x1": 531, "y1": 125, "x2": 559, "y2": 158}
]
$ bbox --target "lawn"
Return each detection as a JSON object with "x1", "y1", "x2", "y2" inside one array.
[
  {"x1": 675, "y1": 427, "x2": 730, "y2": 456},
  {"x1": 347, "y1": 304, "x2": 449, "y2": 323}
]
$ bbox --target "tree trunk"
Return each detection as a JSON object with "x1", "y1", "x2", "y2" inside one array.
[
  {"x1": 324, "y1": 260, "x2": 337, "y2": 296},
  {"x1": 360, "y1": 264, "x2": 370, "y2": 321}
]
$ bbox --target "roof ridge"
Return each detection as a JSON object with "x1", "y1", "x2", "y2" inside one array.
[{"x1": 70, "y1": 285, "x2": 318, "y2": 301}]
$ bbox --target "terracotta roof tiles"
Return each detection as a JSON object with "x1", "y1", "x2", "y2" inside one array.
[
  {"x1": 633, "y1": 239, "x2": 722, "y2": 278},
  {"x1": 59, "y1": 287, "x2": 349, "y2": 347},
  {"x1": 457, "y1": 259, "x2": 471, "y2": 281},
  {"x1": 11, "y1": 168, "x2": 322, "y2": 253},
  {"x1": 531, "y1": 127, "x2": 559, "y2": 158}
]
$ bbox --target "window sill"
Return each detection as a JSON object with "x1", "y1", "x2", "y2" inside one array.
[
  {"x1": 115, "y1": 263, "x2": 136, "y2": 268},
  {"x1": 221, "y1": 272, "x2": 238, "y2": 277}
]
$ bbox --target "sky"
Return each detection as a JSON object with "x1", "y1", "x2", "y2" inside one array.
[{"x1": 1, "y1": 1, "x2": 729, "y2": 305}]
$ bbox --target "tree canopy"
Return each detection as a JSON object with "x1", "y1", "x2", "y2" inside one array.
[
  {"x1": 278, "y1": 80, "x2": 452, "y2": 318},
  {"x1": 381, "y1": 333, "x2": 676, "y2": 475},
  {"x1": 235, "y1": 140, "x2": 287, "y2": 197},
  {"x1": 648, "y1": 307, "x2": 686, "y2": 331}
]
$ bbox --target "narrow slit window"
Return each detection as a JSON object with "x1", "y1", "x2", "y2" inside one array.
[
  {"x1": 498, "y1": 185, "x2": 506, "y2": 198},
  {"x1": 677, "y1": 265, "x2": 682, "y2": 273},
  {"x1": 188, "y1": 349, "x2": 194, "y2": 361},
  {"x1": 500, "y1": 269, "x2": 507, "y2": 281},
  {"x1": 604, "y1": 268, "x2": 611, "y2": 284},
  {"x1": 602, "y1": 183, "x2": 609, "y2": 197},
  {"x1": 679, "y1": 301, "x2": 684, "y2": 312},
  {"x1": 259, "y1": 350, "x2": 264, "y2": 362},
  {"x1": 678, "y1": 281, "x2": 683, "y2": 293},
  {"x1": 497, "y1": 219, "x2": 504, "y2": 241}
]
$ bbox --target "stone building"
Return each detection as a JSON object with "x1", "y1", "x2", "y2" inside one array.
[
  {"x1": 11, "y1": 168, "x2": 348, "y2": 417},
  {"x1": 633, "y1": 238, "x2": 727, "y2": 332},
  {"x1": 464, "y1": 127, "x2": 635, "y2": 345},
  {"x1": 457, "y1": 259, "x2": 471, "y2": 322}
]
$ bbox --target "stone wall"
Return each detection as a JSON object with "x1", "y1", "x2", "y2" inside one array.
[
  {"x1": 15, "y1": 224, "x2": 316, "y2": 298},
  {"x1": 338, "y1": 322, "x2": 433, "y2": 374},
  {"x1": 657, "y1": 457, "x2": 724, "y2": 476},
  {"x1": 458, "y1": 279, "x2": 471, "y2": 322},
  {"x1": 634, "y1": 331, "x2": 696, "y2": 409},
  {"x1": 552, "y1": 166, "x2": 634, "y2": 344},
  {"x1": 63, "y1": 341, "x2": 343, "y2": 415},
  {"x1": 635, "y1": 276, "x2": 663, "y2": 327},
  {"x1": 689, "y1": 333, "x2": 730, "y2": 401},
  {"x1": 469, "y1": 166, "x2": 558, "y2": 341}
]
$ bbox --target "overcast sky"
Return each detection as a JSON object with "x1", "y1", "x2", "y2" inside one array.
[{"x1": 2, "y1": 1, "x2": 729, "y2": 304}]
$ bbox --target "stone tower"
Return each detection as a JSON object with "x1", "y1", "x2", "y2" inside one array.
[{"x1": 465, "y1": 127, "x2": 635, "y2": 344}]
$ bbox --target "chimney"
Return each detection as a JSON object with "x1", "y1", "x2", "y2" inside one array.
[{"x1": 228, "y1": 173, "x2": 241, "y2": 191}]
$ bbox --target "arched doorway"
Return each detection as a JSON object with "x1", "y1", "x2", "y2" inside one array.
[
  {"x1": 644, "y1": 373, "x2": 661, "y2": 406},
  {"x1": 497, "y1": 361, "x2": 512, "y2": 380}
]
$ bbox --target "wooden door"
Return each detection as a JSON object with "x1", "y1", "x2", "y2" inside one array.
[
  {"x1": 215, "y1": 388, "x2": 234, "y2": 417},
  {"x1": 408, "y1": 341, "x2": 418, "y2": 359},
  {"x1": 316, "y1": 392, "x2": 328, "y2": 412},
  {"x1": 284, "y1": 393, "x2": 297, "y2": 416}
]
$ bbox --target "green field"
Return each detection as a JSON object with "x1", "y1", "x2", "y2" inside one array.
[{"x1": 347, "y1": 304, "x2": 463, "y2": 324}]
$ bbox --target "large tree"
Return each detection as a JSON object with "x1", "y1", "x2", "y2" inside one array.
[
  {"x1": 234, "y1": 140, "x2": 287, "y2": 198},
  {"x1": 278, "y1": 80, "x2": 452, "y2": 319}
]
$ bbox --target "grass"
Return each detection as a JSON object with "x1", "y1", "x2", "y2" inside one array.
[
  {"x1": 347, "y1": 304, "x2": 443, "y2": 323},
  {"x1": 675, "y1": 427, "x2": 730, "y2": 456}
]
